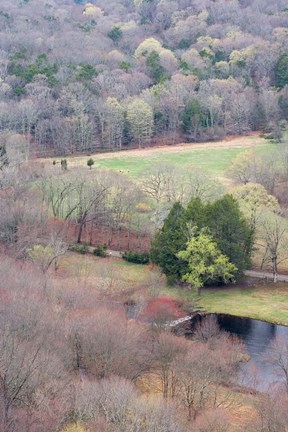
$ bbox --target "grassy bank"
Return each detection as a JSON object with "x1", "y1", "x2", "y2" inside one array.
[
  {"x1": 58, "y1": 253, "x2": 288, "y2": 326},
  {"x1": 161, "y1": 281, "x2": 288, "y2": 326}
]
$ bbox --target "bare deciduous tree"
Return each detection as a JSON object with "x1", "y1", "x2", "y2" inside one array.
[
  {"x1": 260, "y1": 211, "x2": 288, "y2": 282},
  {"x1": 266, "y1": 336, "x2": 288, "y2": 391}
]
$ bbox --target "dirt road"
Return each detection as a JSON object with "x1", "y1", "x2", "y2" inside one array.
[{"x1": 244, "y1": 270, "x2": 288, "y2": 282}]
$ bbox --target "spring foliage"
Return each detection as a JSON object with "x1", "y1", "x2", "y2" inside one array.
[
  {"x1": 150, "y1": 195, "x2": 252, "y2": 285},
  {"x1": 178, "y1": 229, "x2": 237, "y2": 294}
]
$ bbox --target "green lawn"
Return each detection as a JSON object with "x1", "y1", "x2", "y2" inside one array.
[
  {"x1": 50, "y1": 135, "x2": 275, "y2": 180},
  {"x1": 94, "y1": 144, "x2": 273, "y2": 178},
  {"x1": 161, "y1": 282, "x2": 288, "y2": 325}
]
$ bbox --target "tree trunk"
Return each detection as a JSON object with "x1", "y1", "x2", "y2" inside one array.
[
  {"x1": 272, "y1": 256, "x2": 278, "y2": 283},
  {"x1": 77, "y1": 220, "x2": 85, "y2": 243}
]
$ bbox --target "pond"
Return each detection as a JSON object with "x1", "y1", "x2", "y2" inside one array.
[
  {"x1": 193, "y1": 314, "x2": 288, "y2": 391},
  {"x1": 125, "y1": 301, "x2": 288, "y2": 391}
]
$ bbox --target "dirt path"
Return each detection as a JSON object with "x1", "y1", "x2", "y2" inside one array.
[
  {"x1": 245, "y1": 270, "x2": 288, "y2": 282},
  {"x1": 87, "y1": 246, "x2": 122, "y2": 258},
  {"x1": 88, "y1": 247, "x2": 288, "y2": 283}
]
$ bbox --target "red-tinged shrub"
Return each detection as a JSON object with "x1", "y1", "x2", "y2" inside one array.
[{"x1": 141, "y1": 297, "x2": 183, "y2": 324}]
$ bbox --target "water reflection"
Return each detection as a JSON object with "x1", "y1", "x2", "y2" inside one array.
[{"x1": 204, "y1": 314, "x2": 288, "y2": 391}]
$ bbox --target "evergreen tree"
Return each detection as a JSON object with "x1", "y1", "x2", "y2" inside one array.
[
  {"x1": 150, "y1": 202, "x2": 187, "y2": 284},
  {"x1": 205, "y1": 195, "x2": 252, "y2": 273},
  {"x1": 182, "y1": 99, "x2": 202, "y2": 140},
  {"x1": 61, "y1": 159, "x2": 68, "y2": 171},
  {"x1": 146, "y1": 50, "x2": 166, "y2": 84},
  {"x1": 87, "y1": 158, "x2": 94, "y2": 169},
  {"x1": 0, "y1": 145, "x2": 8, "y2": 169},
  {"x1": 275, "y1": 54, "x2": 288, "y2": 89},
  {"x1": 150, "y1": 195, "x2": 253, "y2": 285},
  {"x1": 184, "y1": 197, "x2": 207, "y2": 232},
  {"x1": 107, "y1": 27, "x2": 122, "y2": 43}
]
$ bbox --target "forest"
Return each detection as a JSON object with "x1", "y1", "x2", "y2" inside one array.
[
  {"x1": 0, "y1": 0, "x2": 287, "y2": 157},
  {"x1": 1, "y1": 0, "x2": 288, "y2": 431}
]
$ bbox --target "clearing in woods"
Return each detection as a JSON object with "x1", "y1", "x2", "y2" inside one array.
[{"x1": 45, "y1": 134, "x2": 275, "y2": 178}]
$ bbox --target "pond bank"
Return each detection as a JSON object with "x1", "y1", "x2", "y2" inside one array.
[
  {"x1": 160, "y1": 280, "x2": 288, "y2": 327},
  {"x1": 186, "y1": 313, "x2": 288, "y2": 391}
]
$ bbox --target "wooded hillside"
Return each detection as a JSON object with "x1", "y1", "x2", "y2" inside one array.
[{"x1": 0, "y1": 0, "x2": 287, "y2": 156}]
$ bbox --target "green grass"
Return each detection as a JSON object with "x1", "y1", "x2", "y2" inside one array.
[
  {"x1": 58, "y1": 252, "x2": 150, "y2": 286},
  {"x1": 161, "y1": 281, "x2": 288, "y2": 325},
  {"x1": 51, "y1": 135, "x2": 275, "y2": 180},
  {"x1": 96, "y1": 157, "x2": 151, "y2": 178},
  {"x1": 94, "y1": 144, "x2": 274, "y2": 178}
]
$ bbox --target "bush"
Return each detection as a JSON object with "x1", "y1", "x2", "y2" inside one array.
[
  {"x1": 93, "y1": 244, "x2": 107, "y2": 257},
  {"x1": 122, "y1": 250, "x2": 149, "y2": 264},
  {"x1": 61, "y1": 159, "x2": 68, "y2": 170},
  {"x1": 87, "y1": 158, "x2": 94, "y2": 169},
  {"x1": 70, "y1": 242, "x2": 89, "y2": 254}
]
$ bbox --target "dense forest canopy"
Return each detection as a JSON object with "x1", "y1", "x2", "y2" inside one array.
[{"x1": 0, "y1": 0, "x2": 287, "y2": 156}]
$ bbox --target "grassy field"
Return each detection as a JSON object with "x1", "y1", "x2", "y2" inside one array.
[
  {"x1": 49, "y1": 135, "x2": 274, "y2": 179},
  {"x1": 161, "y1": 281, "x2": 288, "y2": 325},
  {"x1": 94, "y1": 145, "x2": 265, "y2": 178}
]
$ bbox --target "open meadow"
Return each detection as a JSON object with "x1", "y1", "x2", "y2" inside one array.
[{"x1": 46, "y1": 134, "x2": 274, "y2": 179}]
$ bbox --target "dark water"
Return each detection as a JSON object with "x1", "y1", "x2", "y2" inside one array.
[
  {"x1": 125, "y1": 302, "x2": 288, "y2": 391},
  {"x1": 210, "y1": 314, "x2": 288, "y2": 391}
]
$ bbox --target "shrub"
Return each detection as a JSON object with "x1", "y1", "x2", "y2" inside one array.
[
  {"x1": 70, "y1": 241, "x2": 89, "y2": 254},
  {"x1": 61, "y1": 159, "x2": 68, "y2": 170},
  {"x1": 141, "y1": 297, "x2": 182, "y2": 323},
  {"x1": 122, "y1": 250, "x2": 149, "y2": 264},
  {"x1": 87, "y1": 158, "x2": 94, "y2": 169},
  {"x1": 93, "y1": 244, "x2": 107, "y2": 257}
]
